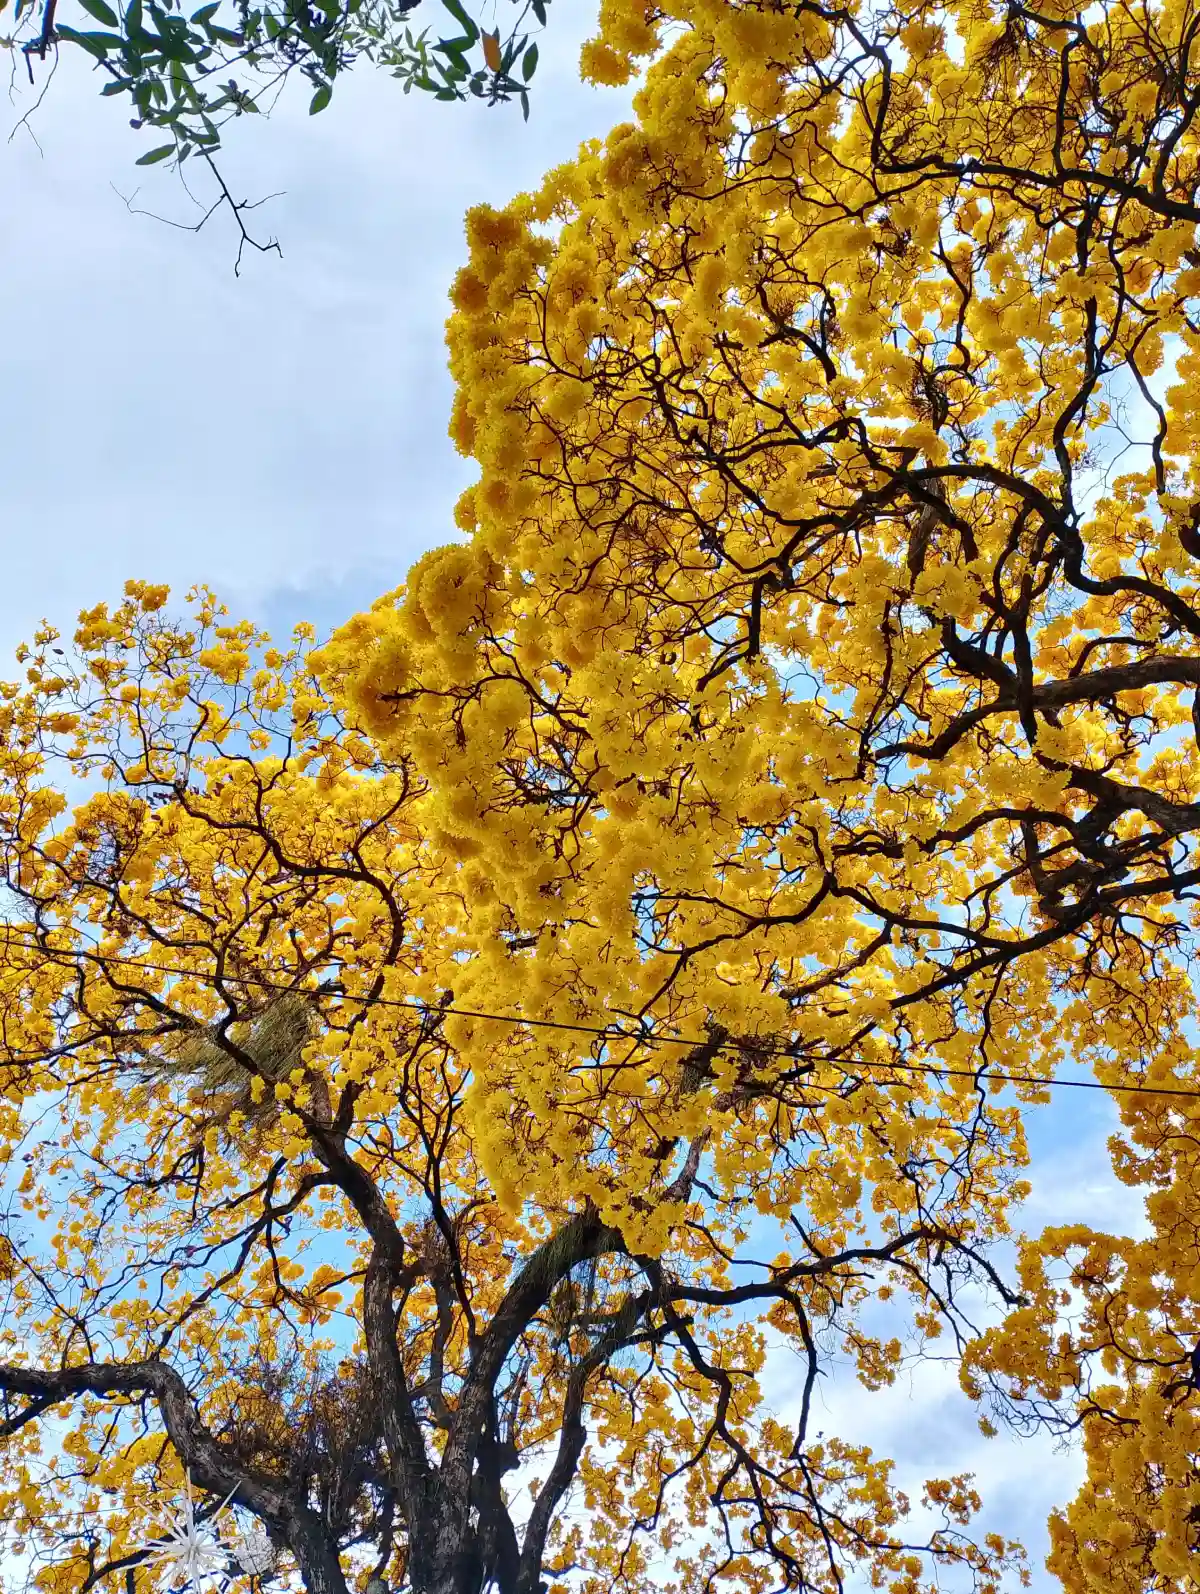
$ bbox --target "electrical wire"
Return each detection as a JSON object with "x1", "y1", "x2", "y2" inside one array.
[{"x1": 1, "y1": 926, "x2": 1198, "y2": 1102}]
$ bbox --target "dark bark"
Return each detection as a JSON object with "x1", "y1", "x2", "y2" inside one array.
[
  {"x1": 0, "y1": 1204, "x2": 1026, "y2": 1594},
  {"x1": 0, "y1": 1359, "x2": 351, "y2": 1594},
  {"x1": 0, "y1": 1196, "x2": 628, "y2": 1594}
]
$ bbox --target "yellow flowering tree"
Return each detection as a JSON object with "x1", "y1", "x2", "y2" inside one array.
[
  {"x1": 5, "y1": 0, "x2": 1200, "y2": 1591},
  {"x1": 0, "y1": 587, "x2": 1027, "y2": 1594},
  {"x1": 317, "y1": 0, "x2": 1200, "y2": 1586}
]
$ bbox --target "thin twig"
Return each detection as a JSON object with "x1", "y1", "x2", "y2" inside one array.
[
  {"x1": 8, "y1": 42, "x2": 55, "y2": 150},
  {"x1": 110, "y1": 154, "x2": 284, "y2": 275}
]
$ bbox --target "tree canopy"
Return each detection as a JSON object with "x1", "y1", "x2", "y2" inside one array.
[{"x1": 4, "y1": 0, "x2": 1200, "y2": 1591}]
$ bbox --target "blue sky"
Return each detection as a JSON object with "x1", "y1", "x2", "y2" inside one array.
[
  {"x1": 0, "y1": 11, "x2": 1153, "y2": 1590},
  {"x1": 0, "y1": 4, "x2": 631, "y2": 660}
]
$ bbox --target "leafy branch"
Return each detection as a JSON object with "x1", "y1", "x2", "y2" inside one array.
[{"x1": 4, "y1": 0, "x2": 549, "y2": 168}]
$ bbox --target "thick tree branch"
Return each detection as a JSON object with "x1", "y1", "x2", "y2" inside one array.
[{"x1": 0, "y1": 1358, "x2": 349, "y2": 1594}]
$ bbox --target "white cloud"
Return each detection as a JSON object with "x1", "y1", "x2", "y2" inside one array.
[{"x1": 0, "y1": 3, "x2": 631, "y2": 659}]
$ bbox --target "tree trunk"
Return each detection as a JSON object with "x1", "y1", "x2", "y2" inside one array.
[{"x1": 288, "y1": 1507, "x2": 356, "y2": 1594}]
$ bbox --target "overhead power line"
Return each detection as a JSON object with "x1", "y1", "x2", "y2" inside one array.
[{"x1": 0, "y1": 926, "x2": 1198, "y2": 1102}]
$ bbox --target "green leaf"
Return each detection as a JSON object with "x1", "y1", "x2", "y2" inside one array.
[
  {"x1": 189, "y1": 1, "x2": 217, "y2": 18},
  {"x1": 433, "y1": 32, "x2": 471, "y2": 58},
  {"x1": 309, "y1": 82, "x2": 331, "y2": 113},
  {"x1": 522, "y1": 41, "x2": 537, "y2": 80},
  {"x1": 438, "y1": 0, "x2": 477, "y2": 42},
  {"x1": 77, "y1": 0, "x2": 120, "y2": 25},
  {"x1": 135, "y1": 142, "x2": 175, "y2": 162},
  {"x1": 520, "y1": 86, "x2": 529, "y2": 119},
  {"x1": 56, "y1": 24, "x2": 124, "y2": 53},
  {"x1": 531, "y1": 0, "x2": 545, "y2": 23}
]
